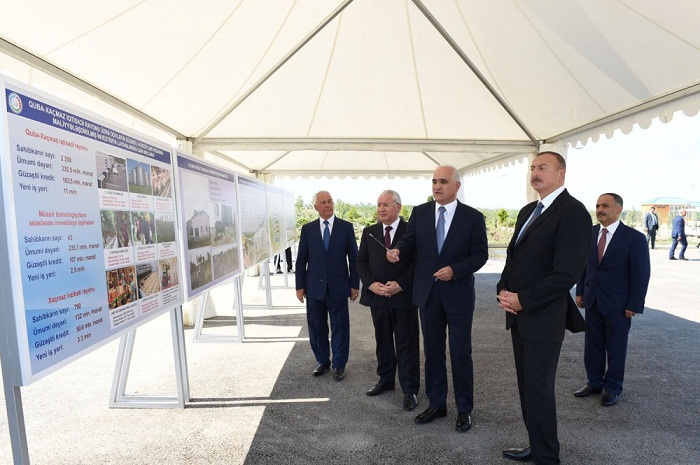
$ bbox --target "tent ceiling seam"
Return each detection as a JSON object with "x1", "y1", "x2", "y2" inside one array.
[
  {"x1": 548, "y1": 82, "x2": 700, "y2": 144},
  {"x1": 192, "y1": 0, "x2": 355, "y2": 144},
  {"x1": 307, "y1": 7, "x2": 344, "y2": 137},
  {"x1": 0, "y1": 37, "x2": 185, "y2": 139},
  {"x1": 411, "y1": 0, "x2": 538, "y2": 146},
  {"x1": 193, "y1": 0, "x2": 298, "y2": 136},
  {"x1": 43, "y1": 1, "x2": 146, "y2": 55},
  {"x1": 454, "y1": 0, "x2": 503, "y2": 102},
  {"x1": 260, "y1": 151, "x2": 292, "y2": 171},
  {"x1": 142, "y1": 0, "x2": 248, "y2": 110},
  {"x1": 512, "y1": 0, "x2": 606, "y2": 115},
  {"x1": 618, "y1": 0, "x2": 700, "y2": 52},
  {"x1": 404, "y1": 0, "x2": 429, "y2": 138}
]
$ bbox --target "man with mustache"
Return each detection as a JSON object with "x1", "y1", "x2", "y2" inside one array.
[
  {"x1": 497, "y1": 151, "x2": 591, "y2": 464},
  {"x1": 574, "y1": 193, "x2": 650, "y2": 407}
]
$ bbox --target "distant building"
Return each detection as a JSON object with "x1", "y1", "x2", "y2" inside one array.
[{"x1": 187, "y1": 210, "x2": 211, "y2": 243}]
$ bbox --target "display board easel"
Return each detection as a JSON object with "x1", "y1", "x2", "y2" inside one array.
[
  {"x1": 109, "y1": 306, "x2": 190, "y2": 408},
  {"x1": 192, "y1": 276, "x2": 245, "y2": 343}
]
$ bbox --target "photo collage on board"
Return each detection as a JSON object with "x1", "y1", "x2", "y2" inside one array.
[{"x1": 97, "y1": 150, "x2": 180, "y2": 327}]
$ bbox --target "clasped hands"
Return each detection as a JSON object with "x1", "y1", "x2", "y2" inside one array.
[
  {"x1": 497, "y1": 289, "x2": 522, "y2": 315},
  {"x1": 370, "y1": 281, "x2": 401, "y2": 297}
]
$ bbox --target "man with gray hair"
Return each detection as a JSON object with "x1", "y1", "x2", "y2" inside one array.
[{"x1": 357, "y1": 190, "x2": 420, "y2": 411}]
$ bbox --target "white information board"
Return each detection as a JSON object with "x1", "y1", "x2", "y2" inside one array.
[
  {"x1": 283, "y1": 189, "x2": 297, "y2": 247},
  {"x1": 0, "y1": 77, "x2": 184, "y2": 385},
  {"x1": 266, "y1": 184, "x2": 285, "y2": 256},
  {"x1": 174, "y1": 151, "x2": 242, "y2": 299},
  {"x1": 237, "y1": 174, "x2": 271, "y2": 269}
]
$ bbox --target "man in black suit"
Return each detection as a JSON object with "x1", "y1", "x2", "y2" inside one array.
[
  {"x1": 388, "y1": 165, "x2": 488, "y2": 432},
  {"x1": 296, "y1": 191, "x2": 359, "y2": 381},
  {"x1": 357, "y1": 190, "x2": 420, "y2": 411},
  {"x1": 497, "y1": 151, "x2": 591, "y2": 464},
  {"x1": 643, "y1": 206, "x2": 659, "y2": 249}
]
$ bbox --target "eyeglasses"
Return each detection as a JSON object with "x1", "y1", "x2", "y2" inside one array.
[{"x1": 376, "y1": 203, "x2": 398, "y2": 208}]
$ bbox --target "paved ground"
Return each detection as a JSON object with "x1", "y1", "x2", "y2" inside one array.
[{"x1": 1, "y1": 246, "x2": 699, "y2": 464}]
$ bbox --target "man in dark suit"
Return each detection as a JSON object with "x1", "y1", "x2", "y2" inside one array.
[
  {"x1": 497, "y1": 151, "x2": 591, "y2": 465},
  {"x1": 387, "y1": 165, "x2": 488, "y2": 432},
  {"x1": 669, "y1": 209, "x2": 688, "y2": 260},
  {"x1": 574, "y1": 193, "x2": 650, "y2": 407},
  {"x1": 643, "y1": 206, "x2": 659, "y2": 249},
  {"x1": 296, "y1": 191, "x2": 359, "y2": 381},
  {"x1": 357, "y1": 190, "x2": 420, "y2": 411}
]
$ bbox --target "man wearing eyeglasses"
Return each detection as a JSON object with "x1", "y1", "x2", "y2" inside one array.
[{"x1": 357, "y1": 190, "x2": 420, "y2": 411}]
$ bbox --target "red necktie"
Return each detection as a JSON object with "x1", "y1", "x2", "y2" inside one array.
[
  {"x1": 597, "y1": 228, "x2": 608, "y2": 264},
  {"x1": 384, "y1": 226, "x2": 393, "y2": 249}
]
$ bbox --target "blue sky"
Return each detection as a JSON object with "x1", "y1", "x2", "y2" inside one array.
[{"x1": 276, "y1": 110, "x2": 700, "y2": 210}]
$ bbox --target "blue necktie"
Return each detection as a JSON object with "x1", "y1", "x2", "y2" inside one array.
[
  {"x1": 436, "y1": 206, "x2": 446, "y2": 253},
  {"x1": 323, "y1": 220, "x2": 330, "y2": 251},
  {"x1": 515, "y1": 201, "x2": 543, "y2": 245}
]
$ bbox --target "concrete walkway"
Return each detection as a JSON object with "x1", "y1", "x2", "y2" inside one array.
[{"x1": 1, "y1": 246, "x2": 699, "y2": 464}]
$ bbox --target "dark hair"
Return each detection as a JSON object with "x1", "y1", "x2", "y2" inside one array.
[
  {"x1": 602, "y1": 192, "x2": 623, "y2": 207},
  {"x1": 536, "y1": 151, "x2": 566, "y2": 169}
]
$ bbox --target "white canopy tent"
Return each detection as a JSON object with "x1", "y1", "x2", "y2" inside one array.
[{"x1": 1, "y1": 0, "x2": 699, "y2": 179}]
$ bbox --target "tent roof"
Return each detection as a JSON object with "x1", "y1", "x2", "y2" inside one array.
[{"x1": 2, "y1": 0, "x2": 700, "y2": 178}]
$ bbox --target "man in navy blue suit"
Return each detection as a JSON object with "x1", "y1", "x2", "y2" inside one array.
[
  {"x1": 669, "y1": 209, "x2": 688, "y2": 260},
  {"x1": 574, "y1": 193, "x2": 650, "y2": 407},
  {"x1": 387, "y1": 165, "x2": 488, "y2": 432},
  {"x1": 296, "y1": 191, "x2": 359, "y2": 381}
]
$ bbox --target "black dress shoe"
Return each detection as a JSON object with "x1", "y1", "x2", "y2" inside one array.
[
  {"x1": 403, "y1": 393, "x2": 418, "y2": 411},
  {"x1": 455, "y1": 412, "x2": 472, "y2": 432},
  {"x1": 413, "y1": 407, "x2": 447, "y2": 424},
  {"x1": 669, "y1": 257, "x2": 677, "y2": 260},
  {"x1": 573, "y1": 384, "x2": 603, "y2": 397},
  {"x1": 679, "y1": 256, "x2": 689, "y2": 261},
  {"x1": 601, "y1": 391, "x2": 620, "y2": 406},
  {"x1": 502, "y1": 446, "x2": 532, "y2": 462},
  {"x1": 312, "y1": 363, "x2": 329, "y2": 377},
  {"x1": 333, "y1": 367, "x2": 345, "y2": 381},
  {"x1": 366, "y1": 382, "x2": 395, "y2": 396}
]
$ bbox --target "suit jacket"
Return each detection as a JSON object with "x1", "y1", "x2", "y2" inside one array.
[
  {"x1": 672, "y1": 214, "x2": 685, "y2": 238},
  {"x1": 396, "y1": 201, "x2": 488, "y2": 309},
  {"x1": 576, "y1": 222, "x2": 650, "y2": 314},
  {"x1": 295, "y1": 217, "x2": 359, "y2": 301},
  {"x1": 357, "y1": 219, "x2": 416, "y2": 308},
  {"x1": 644, "y1": 212, "x2": 658, "y2": 231},
  {"x1": 497, "y1": 189, "x2": 591, "y2": 341}
]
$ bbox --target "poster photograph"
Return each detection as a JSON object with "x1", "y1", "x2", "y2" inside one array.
[
  {"x1": 175, "y1": 151, "x2": 241, "y2": 299},
  {"x1": 237, "y1": 174, "x2": 271, "y2": 269}
]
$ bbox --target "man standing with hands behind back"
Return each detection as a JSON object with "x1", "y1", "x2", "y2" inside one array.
[
  {"x1": 574, "y1": 193, "x2": 650, "y2": 407},
  {"x1": 387, "y1": 165, "x2": 488, "y2": 433},
  {"x1": 497, "y1": 151, "x2": 591, "y2": 465},
  {"x1": 357, "y1": 190, "x2": 420, "y2": 411},
  {"x1": 296, "y1": 191, "x2": 359, "y2": 382}
]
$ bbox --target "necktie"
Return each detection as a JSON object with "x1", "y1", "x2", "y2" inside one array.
[
  {"x1": 323, "y1": 220, "x2": 330, "y2": 251},
  {"x1": 384, "y1": 225, "x2": 393, "y2": 249},
  {"x1": 597, "y1": 227, "x2": 608, "y2": 264},
  {"x1": 515, "y1": 201, "x2": 544, "y2": 245},
  {"x1": 436, "y1": 206, "x2": 446, "y2": 253}
]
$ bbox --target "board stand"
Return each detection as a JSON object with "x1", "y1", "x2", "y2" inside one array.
[
  {"x1": 192, "y1": 277, "x2": 245, "y2": 343},
  {"x1": 1, "y1": 337, "x2": 30, "y2": 464},
  {"x1": 109, "y1": 306, "x2": 190, "y2": 409}
]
